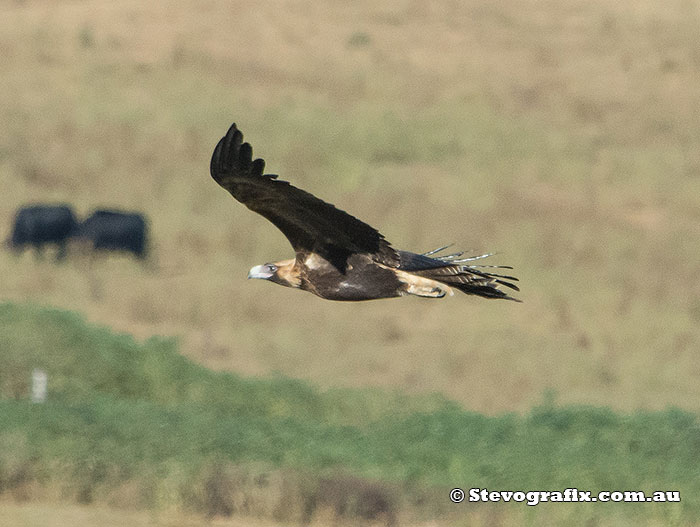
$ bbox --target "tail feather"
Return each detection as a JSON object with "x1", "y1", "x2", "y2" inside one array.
[
  {"x1": 455, "y1": 284, "x2": 520, "y2": 301},
  {"x1": 494, "y1": 279, "x2": 521, "y2": 292},
  {"x1": 402, "y1": 247, "x2": 521, "y2": 302},
  {"x1": 421, "y1": 244, "x2": 453, "y2": 256},
  {"x1": 434, "y1": 271, "x2": 521, "y2": 301},
  {"x1": 462, "y1": 267, "x2": 519, "y2": 283}
]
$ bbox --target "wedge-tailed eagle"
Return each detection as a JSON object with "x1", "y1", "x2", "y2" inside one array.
[{"x1": 210, "y1": 123, "x2": 520, "y2": 302}]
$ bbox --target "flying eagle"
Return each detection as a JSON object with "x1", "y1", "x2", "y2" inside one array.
[{"x1": 210, "y1": 123, "x2": 520, "y2": 302}]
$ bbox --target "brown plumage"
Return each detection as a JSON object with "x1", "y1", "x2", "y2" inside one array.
[{"x1": 210, "y1": 122, "x2": 520, "y2": 302}]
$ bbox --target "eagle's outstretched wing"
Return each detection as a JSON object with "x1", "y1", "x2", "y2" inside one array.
[{"x1": 210, "y1": 123, "x2": 399, "y2": 268}]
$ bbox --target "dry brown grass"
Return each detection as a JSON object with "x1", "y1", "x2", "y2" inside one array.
[{"x1": 1, "y1": 0, "x2": 699, "y2": 417}]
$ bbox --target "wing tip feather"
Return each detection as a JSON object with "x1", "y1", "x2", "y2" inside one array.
[{"x1": 211, "y1": 122, "x2": 267, "y2": 182}]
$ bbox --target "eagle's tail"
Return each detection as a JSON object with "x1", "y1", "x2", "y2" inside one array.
[
  {"x1": 422, "y1": 265, "x2": 521, "y2": 302},
  {"x1": 399, "y1": 247, "x2": 521, "y2": 302}
]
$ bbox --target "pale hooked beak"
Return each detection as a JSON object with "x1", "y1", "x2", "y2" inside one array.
[{"x1": 247, "y1": 264, "x2": 275, "y2": 280}]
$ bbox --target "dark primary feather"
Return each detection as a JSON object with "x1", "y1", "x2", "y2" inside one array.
[{"x1": 210, "y1": 123, "x2": 399, "y2": 268}]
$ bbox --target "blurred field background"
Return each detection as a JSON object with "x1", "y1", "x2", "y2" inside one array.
[{"x1": 1, "y1": 0, "x2": 699, "y2": 525}]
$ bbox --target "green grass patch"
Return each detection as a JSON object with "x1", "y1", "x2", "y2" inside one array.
[{"x1": 1, "y1": 302, "x2": 698, "y2": 525}]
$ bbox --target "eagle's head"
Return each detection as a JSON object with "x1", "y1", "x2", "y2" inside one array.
[
  {"x1": 247, "y1": 259, "x2": 301, "y2": 289},
  {"x1": 247, "y1": 263, "x2": 277, "y2": 280}
]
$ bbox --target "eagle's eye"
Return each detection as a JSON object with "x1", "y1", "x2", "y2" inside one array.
[{"x1": 267, "y1": 264, "x2": 278, "y2": 272}]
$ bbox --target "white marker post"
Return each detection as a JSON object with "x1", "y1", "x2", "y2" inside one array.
[{"x1": 31, "y1": 369, "x2": 47, "y2": 403}]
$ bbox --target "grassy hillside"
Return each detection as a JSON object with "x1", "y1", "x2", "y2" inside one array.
[
  {"x1": 0, "y1": 0, "x2": 699, "y2": 417},
  {"x1": 1, "y1": 303, "x2": 698, "y2": 526}
]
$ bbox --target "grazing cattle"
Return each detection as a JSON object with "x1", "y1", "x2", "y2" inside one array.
[
  {"x1": 8, "y1": 204, "x2": 78, "y2": 259},
  {"x1": 78, "y1": 209, "x2": 148, "y2": 259}
]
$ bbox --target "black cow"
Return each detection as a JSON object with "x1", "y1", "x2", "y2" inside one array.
[
  {"x1": 78, "y1": 209, "x2": 148, "y2": 259},
  {"x1": 8, "y1": 204, "x2": 78, "y2": 259}
]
